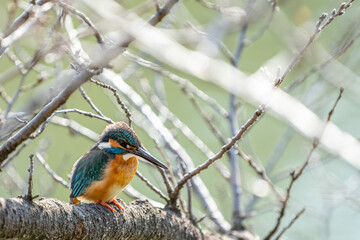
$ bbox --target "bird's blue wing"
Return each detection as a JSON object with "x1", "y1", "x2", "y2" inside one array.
[{"x1": 70, "y1": 150, "x2": 113, "y2": 198}]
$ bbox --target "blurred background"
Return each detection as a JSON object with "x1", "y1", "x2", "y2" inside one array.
[{"x1": 0, "y1": 0, "x2": 360, "y2": 239}]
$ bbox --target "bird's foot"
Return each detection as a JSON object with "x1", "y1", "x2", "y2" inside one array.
[
  {"x1": 112, "y1": 199, "x2": 123, "y2": 211},
  {"x1": 98, "y1": 200, "x2": 116, "y2": 212}
]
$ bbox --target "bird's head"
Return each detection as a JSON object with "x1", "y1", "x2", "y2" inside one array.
[{"x1": 98, "y1": 122, "x2": 167, "y2": 169}]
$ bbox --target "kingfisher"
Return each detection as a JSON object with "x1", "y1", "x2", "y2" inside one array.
[{"x1": 70, "y1": 122, "x2": 167, "y2": 212}]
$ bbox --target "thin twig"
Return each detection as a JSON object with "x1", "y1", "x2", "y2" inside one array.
[
  {"x1": 35, "y1": 152, "x2": 69, "y2": 188},
  {"x1": 287, "y1": 31, "x2": 360, "y2": 92},
  {"x1": 23, "y1": 154, "x2": 39, "y2": 201},
  {"x1": 140, "y1": 78, "x2": 230, "y2": 180},
  {"x1": 0, "y1": 141, "x2": 29, "y2": 169},
  {"x1": 171, "y1": 107, "x2": 263, "y2": 202},
  {"x1": 274, "y1": 208, "x2": 306, "y2": 240},
  {"x1": 276, "y1": 0, "x2": 355, "y2": 86},
  {"x1": 179, "y1": 160, "x2": 195, "y2": 224},
  {"x1": 57, "y1": 1, "x2": 104, "y2": 44},
  {"x1": 246, "y1": 0, "x2": 278, "y2": 45},
  {"x1": 30, "y1": 109, "x2": 112, "y2": 139},
  {"x1": 0, "y1": 1, "x2": 54, "y2": 57},
  {"x1": 245, "y1": 128, "x2": 294, "y2": 213},
  {"x1": 21, "y1": 72, "x2": 49, "y2": 91},
  {"x1": 79, "y1": 86, "x2": 105, "y2": 117},
  {"x1": 5, "y1": 49, "x2": 27, "y2": 75},
  {"x1": 89, "y1": 79, "x2": 132, "y2": 126},
  {"x1": 264, "y1": 88, "x2": 344, "y2": 240},
  {"x1": 154, "y1": 140, "x2": 174, "y2": 196},
  {"x1": 124, "y1": 51, "x2": 228, "y2": 118},
  {"x1": 181, "y1": 87, "x2": 225, "y2": 144},
  {"x1": 235, "y1": 147, "x2": 283, "y2": 200},
  {"x1": 50, "y1": 116, "x2": 99, "y2": 142},
  {"x1": 185, "y1": 21, "x2": 234, "y2": 62},
  {"x1": 135, "y1": 171, "x2": 169, "y2": 202},
  {"x1": 4, "y1": 74, "x2": 27, "y2": 119}
]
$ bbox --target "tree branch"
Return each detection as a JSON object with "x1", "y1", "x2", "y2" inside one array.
[{"x1": 0, "y1": 197, "x2": 256, "y2": 240}]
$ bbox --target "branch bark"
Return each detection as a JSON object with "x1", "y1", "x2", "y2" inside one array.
[{"x1": 0, "y1": 197, "x2": 256, "y2": 240}]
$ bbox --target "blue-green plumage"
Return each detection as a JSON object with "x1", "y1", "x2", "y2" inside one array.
[
  {"x1": 70, "y1": 150, "x2": 113, "y2": 198},
  {"x1": 100, "y1": 124, "x2": 140, "y2": 149}
]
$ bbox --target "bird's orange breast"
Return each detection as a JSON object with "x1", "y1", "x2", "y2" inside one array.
[{"x1": 80, "y1": 154, "x2": 139, "y2": 203}]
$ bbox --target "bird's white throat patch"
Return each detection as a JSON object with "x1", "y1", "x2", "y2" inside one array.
[
  {"x1": 98, "y1": 142, "x2": 111, "y2": 149},
  {"x1": 123, "y1": 153, "x2": 136, "y2": 161}
]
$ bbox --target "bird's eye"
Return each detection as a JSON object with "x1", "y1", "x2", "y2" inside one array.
[{"x1": 119, "y1": 141, "x2": 127, "y2": 149}]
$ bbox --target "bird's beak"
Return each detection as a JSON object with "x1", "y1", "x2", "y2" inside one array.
[{"x1": 130, "y1": 147, "x2": 168, "y2": 169}]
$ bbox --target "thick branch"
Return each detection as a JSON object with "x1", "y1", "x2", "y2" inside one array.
[{"x1": 0, "y1": 198, "x2": 254, "y2": 240}]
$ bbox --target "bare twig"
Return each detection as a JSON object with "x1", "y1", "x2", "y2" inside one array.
[
  {"x1": 135, "y1": 171, "x2": 169, "y2": 202},
  {"x1": 276, "y1": 0, "x2": 355, "y2": 86},
  {"x1": 30, "y1": 108, "x2": 112, "y2": 139},
  {"x1": 274, "y1": 208, "x2": 306, "y2": 240},
  {"x1": 179, "y1": 160, "x2": 195, "y2": 224},
  {"x1": 185, "y1": 21, "x2": 234, "y2": 62},
  {"x1": 235, "y1": 147, "x2": 282, "y2": 200},
  {"x1": 124, "y1": 51, "x2": 228, "y2": 118},
  {"x1": 5, "y1": 49, "x2": 26, "y2": 75},
  {"x1": 153, "y1": 140, "x2": 174, "y2": 196},
  {"x1": 35, "y1": 152, "x2": 69, "y2": 188},
  {"x1": 89, "y1": 79, "x2": 132, "y2": 126},
  {"x1": 264, "y1": 88, "x2": 344, "y2": 240},
  {"x1": 171, "y1": 107, "x2": 263, "y2": 202},
  {"x1": 246, "y1": 0, "x2": 278, "y2": 45},
  {"x1": 57, "y1": 1, "x2": 104, "y2": 44},
  {"x1": 140, "y1": 78, "x2": 230, "y2": 180},
  {"x1": 4, "y1": 74, "x2": 27, "y2": 119},
  {"x1": 79, "y1": 86, "x2": 105, "y2": 117},
  {"x1": 287, "y1": 30, "x2": 360, "y2": 92},
  {"x1": 0, "y1": 141, "x2": 30, "y2": 169},
  {"x1": 23, "y1": 154, "x2": 39, "y2": 201},
  {"x1": 245, "y1": 128, "x2": 294, "y2": 213},
  {"x1": 50, "y1": 116, "x2": 99, "y2": 142}
]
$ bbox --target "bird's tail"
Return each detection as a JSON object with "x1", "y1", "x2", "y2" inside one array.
[{"x1": 69, "y1": 197, "x2": 81, "y2": 205}]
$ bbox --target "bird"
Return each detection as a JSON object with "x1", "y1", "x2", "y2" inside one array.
[{"x1": 70, "y1": 121, "x2": 167, "y2": 212}]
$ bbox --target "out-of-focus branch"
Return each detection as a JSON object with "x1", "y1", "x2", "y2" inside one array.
[
  {"x1": 115, "y1": 6, "x2": 360, "y2": 169},
  {"x1": 124, "y1": 51, "x2": 228, "y2": 118},
  {"x1": 139, "y1": 78, "x2": 231, "y2": 180},
  {"x1": 0, "y1": 1, "x2": 54, "y2": 57},
  {"x1": 35, "y1": 152, "x2": 69, "y2": 188},
  {"x1": 276, "y1": 0, "x2": 355, "y2": 86},
  {"x1": 264, "y1": 88, "x2": 344, "y2": 240},
  {"x1": 57, "y1": 1, "x2": 104, "y2": 44},
  {"x1": 135, "y1": 171, "x2": 169, "y2": 202}
]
